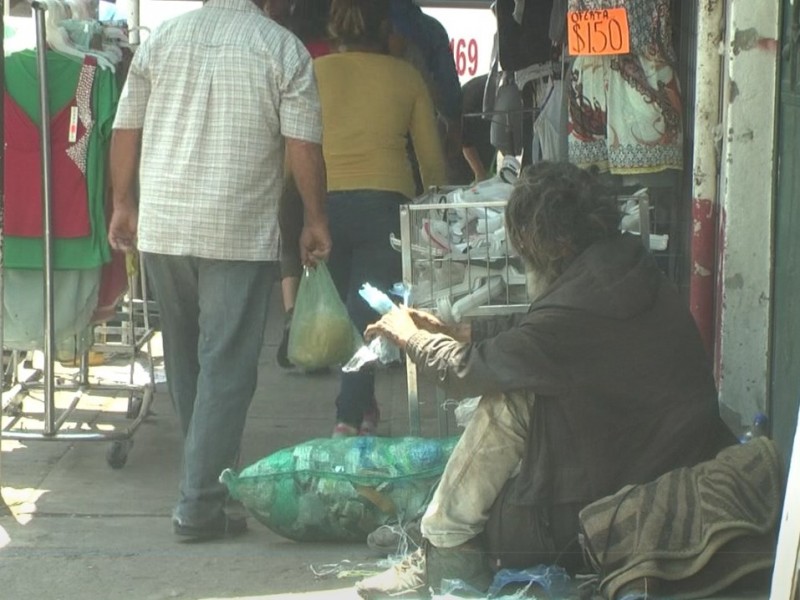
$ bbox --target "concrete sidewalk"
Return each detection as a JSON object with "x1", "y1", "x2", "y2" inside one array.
[{"x1": 0, "y1": 284, "x2": 444, "y2": 600}]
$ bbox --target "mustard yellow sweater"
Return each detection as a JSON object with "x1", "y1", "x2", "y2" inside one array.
[{"x1": 314, "y1": 52, "x2": 447, "y2": 199}]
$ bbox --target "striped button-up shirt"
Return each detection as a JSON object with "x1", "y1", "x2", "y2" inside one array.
[{"x1": 113, "y1": 0, "x2": 322, "y2": 260}]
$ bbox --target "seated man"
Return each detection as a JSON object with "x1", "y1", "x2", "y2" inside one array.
[{"x1": 356, "y1": 161, "x2": 737, "y2": 598}]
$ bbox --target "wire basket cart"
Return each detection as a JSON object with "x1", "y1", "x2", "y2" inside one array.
[{"x1": 399, "y1": 189, "x2": 657, "y2": 436}]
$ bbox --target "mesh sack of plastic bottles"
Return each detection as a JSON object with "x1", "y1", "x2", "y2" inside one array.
[{"x1": 220, "y1": 436, "x2": 459, "y2": 542}]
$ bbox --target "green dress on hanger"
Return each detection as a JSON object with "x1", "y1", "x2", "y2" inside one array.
[{"x1": 4, "y1": 48, "x2": 119, "y2": 270}]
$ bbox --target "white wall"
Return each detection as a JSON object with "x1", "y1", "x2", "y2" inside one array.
[{"x1": 716, "y1": 0, "x2": 781, "y2": 427}]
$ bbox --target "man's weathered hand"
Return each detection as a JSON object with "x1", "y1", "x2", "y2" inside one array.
[
  {"x1": 108, "y1": 202, "x2": 138, "y2": 252},
  {"x1": 300, "y1": 221, "x2": 332, "y2": 266},
  {"x1": 406, "y1": 308, "x2": 472, "y2": 342},
  {"x1": 407, "y1": 308, "x2": 448, "y2": 333},
  {"x1": 365, "y1": 307, "x2": 420, "y2": 349}
]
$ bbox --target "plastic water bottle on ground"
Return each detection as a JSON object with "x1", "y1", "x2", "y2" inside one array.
[{"x1": 739, "y1": 412, "x2": 769, "y2": 443}]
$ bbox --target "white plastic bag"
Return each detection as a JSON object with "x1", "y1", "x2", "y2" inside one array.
[
  {"x1": 342, "y1": 337, "x2": 401, "y2": 373},
  {"x1": 342, "y1": 284, "x2": 403, "y2": 372},
  {"x1": 454, "y1": 397, "x2": 482, "y2": 428}
]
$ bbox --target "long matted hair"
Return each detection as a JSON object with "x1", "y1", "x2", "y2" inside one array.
[{"x1": 505, "y1": 162, "x2": 622, "y2": 284}]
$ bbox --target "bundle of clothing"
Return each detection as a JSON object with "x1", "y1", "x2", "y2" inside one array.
[
  {"x1": 580, "y1": 437, "x2": 782, "y2": 599},
  {"x1": 490, "y1": 0, "x2": 683, "y2": 174}
]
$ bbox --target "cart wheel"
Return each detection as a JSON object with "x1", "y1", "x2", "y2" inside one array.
[
  {"x1": 4, "y1": 400, "x2": 23, "y2": 417},
  {"x1": 106, "y1": 440, "x2": 132, "y2": 469},
  {"x1": 126, "y1": 395, "x2": 144, "y2": 419}
]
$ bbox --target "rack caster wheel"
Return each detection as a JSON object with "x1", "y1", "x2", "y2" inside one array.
[
  {"x1": 126, "y1": 395, "x2": 143, "y2": 419},
  {"x1": 107, "y1": 440, "x2": 133, "y2": 469}
]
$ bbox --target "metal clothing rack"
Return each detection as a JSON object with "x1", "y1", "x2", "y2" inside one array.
[{"x1": 1, "y1": 2, "x2": 155, "y2": 469}]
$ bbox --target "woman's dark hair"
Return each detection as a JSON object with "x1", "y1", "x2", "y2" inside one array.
[
  {"x1": 328, "y1": 0, "x2": 391, "y2": 49},
  {"x1": 505, "y1": 162, "x2": 622, "y2": 282},
  {"x1": 289, "y1": 0, "x2": 331, "y2": 44}
]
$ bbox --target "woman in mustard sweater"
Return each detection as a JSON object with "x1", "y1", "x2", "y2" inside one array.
[{"x1": 316, "y1": 0, "x2": 447, "y2": 436}]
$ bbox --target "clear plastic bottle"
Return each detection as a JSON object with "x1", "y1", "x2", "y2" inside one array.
[
  {"x1": 359, "y1": 284, "x2": 396, "y2": 315},
  {"x1": 739, "y1": 412, "x2": 769, "y2": 443}
]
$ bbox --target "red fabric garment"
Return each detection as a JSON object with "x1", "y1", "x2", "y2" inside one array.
[
  {"x1": 306, "y1": 39, "x2": 333, "y2": 59},
  {"x1": 92, "y1": 248, "x2": 128, "y2": 323},
  {"x1": 92, "y1": 196, "x2": 129, "y2": 322},
  {"x1": 3, "y1": 60, "x2": 95, "y2": 238}
]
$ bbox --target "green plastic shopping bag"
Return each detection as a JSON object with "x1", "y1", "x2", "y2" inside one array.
[{"x1": 287, "y1": 262, "x2": 362, "y2": 369}]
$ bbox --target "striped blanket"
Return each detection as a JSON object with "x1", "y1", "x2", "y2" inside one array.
[{"x1": 579, "y1": 437, "x2": 782, "y2": 599}]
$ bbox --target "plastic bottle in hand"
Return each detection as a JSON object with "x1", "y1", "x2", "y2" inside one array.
[{"x1": 359, "y1": 284, "x2": 396, "y2": 315}]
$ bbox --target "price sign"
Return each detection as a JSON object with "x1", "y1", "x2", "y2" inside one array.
[
  {"x1": 567, "y1": 8, "x2": 630, "y2": 56},
  {"x1": 449, "y1": 38, "x2": 479, "y2": 77}
]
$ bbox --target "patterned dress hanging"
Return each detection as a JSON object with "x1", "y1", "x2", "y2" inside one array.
[{"x1": 566, "y1": 0, "x2": 683, "y2": 174}]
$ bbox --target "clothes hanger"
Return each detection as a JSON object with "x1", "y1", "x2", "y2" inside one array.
[
  {"x1": 64, "y1": 0, "x2": 93, "y2": 20},
  {"x1": 39, "y1": 0, "x2": 119, "y2": 71}
]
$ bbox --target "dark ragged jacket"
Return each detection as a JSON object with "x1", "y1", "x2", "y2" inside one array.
[{"x1": 406, "y1": 234, "x2": 736, "y2": 513}]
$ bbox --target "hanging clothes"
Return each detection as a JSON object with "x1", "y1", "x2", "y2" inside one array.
[
  {"x1": 567, "y1": 54, "x2": 682, "y2": 174},
  {"x1": 496, "y1": 0, "x2": 556, "y2": 72},
  {"x1": 4, "y1": 56, "x2": 95, "y2": 239},
  {"x1": 567, "y1": 0, "x2": 676, "y2": 62},
  {"x1": 549, "y1": 0, "x2": 568, "y2": 45},
  {"x1": 533, "y1": 77, "x2": 569, "y2": 162},
  {"x1": 92, "y1": 248, "x2": 128, "y2": 323},
  {"x1": 4, "y1": 48, "x2": 118, "y2": 270},
  {"x1": 566, "y1": 0, "x2": 683, "y2": 174},
  {"x1": 3, "y1": 269, "x2": 101, "y2": 350},
  {"x1": 2, "y1": 20, "x2": 125, "y2": 353}
]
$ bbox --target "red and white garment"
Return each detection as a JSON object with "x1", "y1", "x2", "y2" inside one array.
[{"x1": 4, "y1": 56, "x2": 96, "y2": 237}]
